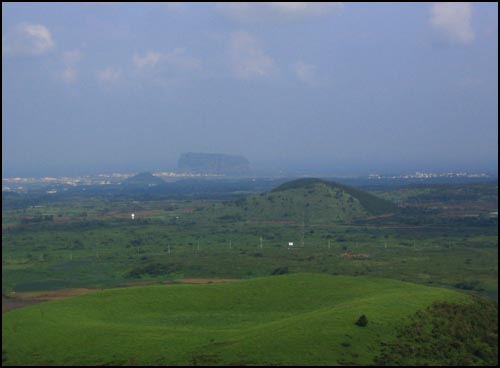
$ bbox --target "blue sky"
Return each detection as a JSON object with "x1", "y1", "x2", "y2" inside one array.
[{"x1": 2, "y1": 2, "x2": 498, "y2": 176}]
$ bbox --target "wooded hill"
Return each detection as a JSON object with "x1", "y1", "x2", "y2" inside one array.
[{"x1": 199, "y1": 178, "x2": 398, "y2": 224}]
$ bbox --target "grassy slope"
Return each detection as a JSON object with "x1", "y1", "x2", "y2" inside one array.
[{"x1": 2, "y1": 273, "x2": 466, "y2": 366}]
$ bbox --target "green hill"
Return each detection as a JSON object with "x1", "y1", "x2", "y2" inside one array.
[
  {"x1": 2, "y1": 274, "x2": 467, "y2": 366},
  {"x1": 201, "y1": 178, "x2": 397, "y2": 224},
  {"x1": 271, "y1": 178, "x2": 397, "y2": 215}
]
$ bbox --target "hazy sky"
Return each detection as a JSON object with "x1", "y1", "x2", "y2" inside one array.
[{"x1": 2, "y1": 2, "x2": 498, "y2": 177}]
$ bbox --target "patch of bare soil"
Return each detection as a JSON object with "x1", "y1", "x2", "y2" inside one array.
[
  {"x1": 111, "y1": 210, "x2": 163, "y2": 219},
  {"x1": 122, "y1": 280, "x2": 159, "y2": 287},
  {"x1": 2, "y1": 280, "x2": 240, "y2": 312},
  {"x1": 2, "y1": 288, "x2": 96, "y2": 313},
  {"x1": 2, "y1": 296, "x2": 39, "y2": 312},
  {"x1": 175, "y1": 278, "x2": 239, "y2": 284},
  {"x1": 249, "y1": 220, "x2": 298, "y2": 225},
  {"x1": 365, "y1": 213, "x2": 396, "y2": 221}
]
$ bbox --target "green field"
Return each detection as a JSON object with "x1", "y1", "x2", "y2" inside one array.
[
  {"x1": 2, "y1": 273, "x2": 468, "y2": 366},
  {"x1": 2, "y1": 180, "x2": 497, "y2": 298},
  {"x1": 2, "y1": 179, "x2": 498, "y2": 365}
]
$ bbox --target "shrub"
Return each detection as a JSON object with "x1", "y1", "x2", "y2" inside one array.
[
  {"x1": 271, "y1": 266, "x2": 289, "y2": 275},
  {"x1": 374, "y1": 297, "x2": 498, "y2": 366},
  {"x1": 126, "y1": 263, "x2": 175, "y2": 278},
  {"x1": 455, "y1": 280, "x2": 484, "y2": 291},
  {"x1": 355, "y1": 315, "x2": 368, "y2": 327}
]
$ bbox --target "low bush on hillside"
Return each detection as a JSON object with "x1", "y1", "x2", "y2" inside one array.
[
  {"x1": 218, "y1": 214, "x2": 243, "y2": 222},
  {"x1": 126, "y1": 263, "x2": 175, "y2": 278},
  {"x1": 374, "y1": 296, "x2": 498, "y2": 366},
  {"x1": 454, "y1": 280, "x2": 485, "y2": 291},
  {"x1": 355, "y1": 315, "x2": 368, "y2": 327},
  {"x1": 271, "y1": 266, "x2": 289, "y2": 275}
]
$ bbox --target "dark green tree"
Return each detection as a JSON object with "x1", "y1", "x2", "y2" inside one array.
[{"x1": 355, "y1": 314, "x2": 368, "y2": 327}]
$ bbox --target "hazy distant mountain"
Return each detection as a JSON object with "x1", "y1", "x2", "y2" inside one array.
[
  {"x1": 178, "y1": 153, "x2": 250, "y2": 176},
  {"x1": 123, "y1": 172, "x2": 165, "y2": 187}
]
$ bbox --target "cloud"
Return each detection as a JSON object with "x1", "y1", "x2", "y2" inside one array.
[
  {"x1": 61, "y1": 67, "x2": 78, "y2": 84},
  {"x1": 62, "y1": 49, "x2": 82, "y2": 65},
  {"x1": 2, "y1": 23, "x2": 55, "y2": 56},
  {"x1": 97, "y1": 67, "x2": 122, "y2": 83},
  {"x1": 228, "y1": 31, "x2": 276, "y2": 79},
  {"x1": 130, "y1": 49, "x2": 202, "y2": 88},
  {"x1": 430, "y1": 2, "x2": 475, "y2": 45},
  {"x1": 163, "y1": 48, "x2": 201, "y2": 71},
  {"x1": 133, "y1": 51, "x2": 161, "y2": 68},
  {"x1": 292, "y1": 61, "x2": 318, "y2": 86},
  {"x1": 267, "y1": 2, "x2": 342, "y2": 17},
  {"x1": 133, "y1": 49, "x2": 200, "y2": 70},
  {"x1": 60, "y1": 49, "x2": 82, "y2": 84},
  {"x1": 217, "y1": 2, "x2": 343, "y2": 23}
]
